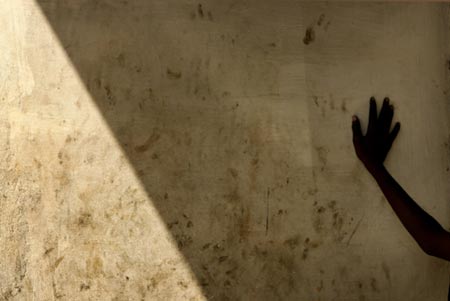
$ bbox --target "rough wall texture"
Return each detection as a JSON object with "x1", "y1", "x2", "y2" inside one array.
[{"x1": 1, "y1": 1, "x2": 450, "y2": 300}]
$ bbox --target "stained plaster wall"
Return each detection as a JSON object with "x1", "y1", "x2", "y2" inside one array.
[{"x1": 1, "y1": 1, "x2": 450, "y2": 300}]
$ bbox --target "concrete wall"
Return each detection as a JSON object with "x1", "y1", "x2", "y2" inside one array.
[{"x1": 1, "y1": 1, "x2": 450, "y2": 300}]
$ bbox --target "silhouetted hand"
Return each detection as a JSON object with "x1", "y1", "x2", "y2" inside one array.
[{"x1": 352, "y1": 97, "x2": 401, "y2": 173}]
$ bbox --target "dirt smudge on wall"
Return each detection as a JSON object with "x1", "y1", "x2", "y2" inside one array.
[{"x1": 303, "y1": 27, "x2": 315, "y2": 45}]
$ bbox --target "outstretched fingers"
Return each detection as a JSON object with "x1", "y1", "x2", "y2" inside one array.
[
  {"x1": 379, "y1": 97, "x2": 394, "y2": 135},
  {"x1": 388, "y1": 122, "x2": 401, "y2": 146},
  {"x1": 352, "y1": 115, "x2": 363, "y2": 144},
  {"x1": 368, "y1": 97, "x2": 377, "y2": 135}
]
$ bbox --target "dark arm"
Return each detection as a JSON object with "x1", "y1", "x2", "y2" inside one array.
[
  {"x1": 369, "y1": 163, "x2": 450, "y2": 260},
  {"x1": 352, "y1": 97, "x2": 450, "y2": 261}
]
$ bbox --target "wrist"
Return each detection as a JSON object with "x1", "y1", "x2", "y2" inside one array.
[{"x1": 366, "y1": 162, "x2": 386, "y2": 176}]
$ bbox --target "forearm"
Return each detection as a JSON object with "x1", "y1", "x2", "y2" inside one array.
[{"x1": 368, "y1": 163, "x2": 444, "y2": 252}]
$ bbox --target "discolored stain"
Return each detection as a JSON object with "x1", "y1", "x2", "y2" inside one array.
[
  {"x1": 116, "y1": 53, "x2": 125, "y2": 67},
  {"x1": 346, "y1": 216, "x2": 363, "y2": 245},
  {"x1": 168, "y1": 221, "x2": 179, "y2": 229},
  {"x1": 167, "y1": 68, "x2": 182, "y2": 79},
  {"x1": 208, "y1": 11, "x2": 213, "y2": 21},
  {"x1": 317, "y1": 14, "x2": 325, "y2": 26},
  {"x1": 149, "y1": 271, "x2": 171, "y2": 289},
  {"x1": 52, "y1": 280, "x2": 62, "y2": 299},
  {"x1": 332, "y1": 212, "x2": 339, "y2": 226},
  {"x1": 370, "y1": 278, "x2": 379, "y2": 292},
  {"x1": 301, "y1": 248, "x2": 308, "y2": 260},
  {"x1": 381, "y1": 261, "x2": 391, "y2": 281},
  {"x1": 138, "y1": 97, "x2": 147, "y2": 110},
  {"x1": 52, "y1": 256, "x2": 65, "y2": 272},
  {"x1": 175, "y1": 234, "x2": 193, "y2": 249},
  {"x1": 277, "y1": 209, "x2": 287, "y2": 215},
  {"x1": 309, "y1": 188, "x2": 318, "y2": 196},
  {"x1": 328, "y1": 200, "x2": 336, "y2": 209},
  {"x1": 78, "y1": 213, "x2": 92, "y2": 228},
  {"x1": 197, "y1": 4, "x2": 204, "y2": 18},
  {"x1": 178, "y1": 281, "x2": 188, "y2": 289},
  {"x1": 57, "y1": 151, "x2": 63, "y2": 165},
  {"x1": 313, "y1": 96, "x2": 319, "y2": 107},
  {"x1": 284, "y1": 235, "x2": 301, "y2": 250},
  {"x1": 34, "y1": 158, "x2": 42, "y2": 169},
  {"x1": 228, "y1": 168, "x2": 238, "y2": 179},
  {"x1": 104, "y1": 85, "x2": 115, "y2": 106},
  {"x1": 225, "y1": 266, "x2": 238, "y2": 276},
  {"x1": 303, "y1": 27, "x2": 315, "y2": 45},
  {"x1": 134, "y1": 130, "x2": 161, "y2": 153},
  {"x1": 315, "y1": 146, "x2": 329, "y2": 169},
  {"x1": 312, "y1": 200, "x2": 348, "y2": 242},
  {"x1": 213, "y1": 243, "x2": 225, "y2": 252},
  {"x1": 341, "y1": 99, "x2": 348, "y2": 112},
  {"x1": 237, "y1": 208, "x2": 251, "y2": 242},
  {"x1": 218, "y1": 256, "x2": 228, "y2": 263},
  {"x1": 80, "y1": 283, "x2": 90, "y2": 291},
  {"x1": 316, "y1": 279, "x2": 324, "y2": 292},
  {"x1": 334, "y1": 216, "x2": 344, "y2": 231},
  {"x1": 44, "y1": 247, "x2": 55, "y2": 256},
  {"x1": 147, "y1": 87, "x2": 157, "y2": 102}
]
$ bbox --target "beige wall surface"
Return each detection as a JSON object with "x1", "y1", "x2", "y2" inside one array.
[{"x1": 1, "y1": 1, "x2": 450, "y2": 300}]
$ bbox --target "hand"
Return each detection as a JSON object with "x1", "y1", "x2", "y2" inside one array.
[{"x1": 352, "y1": 97, "x2": 401, "y2": 172}]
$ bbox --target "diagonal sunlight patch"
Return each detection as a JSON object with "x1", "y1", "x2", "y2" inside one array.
[{"x1": 0, "y1": 0, "x2": 206, "y2": 299}]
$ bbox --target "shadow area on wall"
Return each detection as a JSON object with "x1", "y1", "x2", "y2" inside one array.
[{"x1": 35, "y1": 2, "x2": 331, "y2": 299}]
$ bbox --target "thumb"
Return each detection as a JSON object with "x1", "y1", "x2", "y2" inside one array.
[{"x1": 352, "y1": 115, "x2": 363, "y2": 143}]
